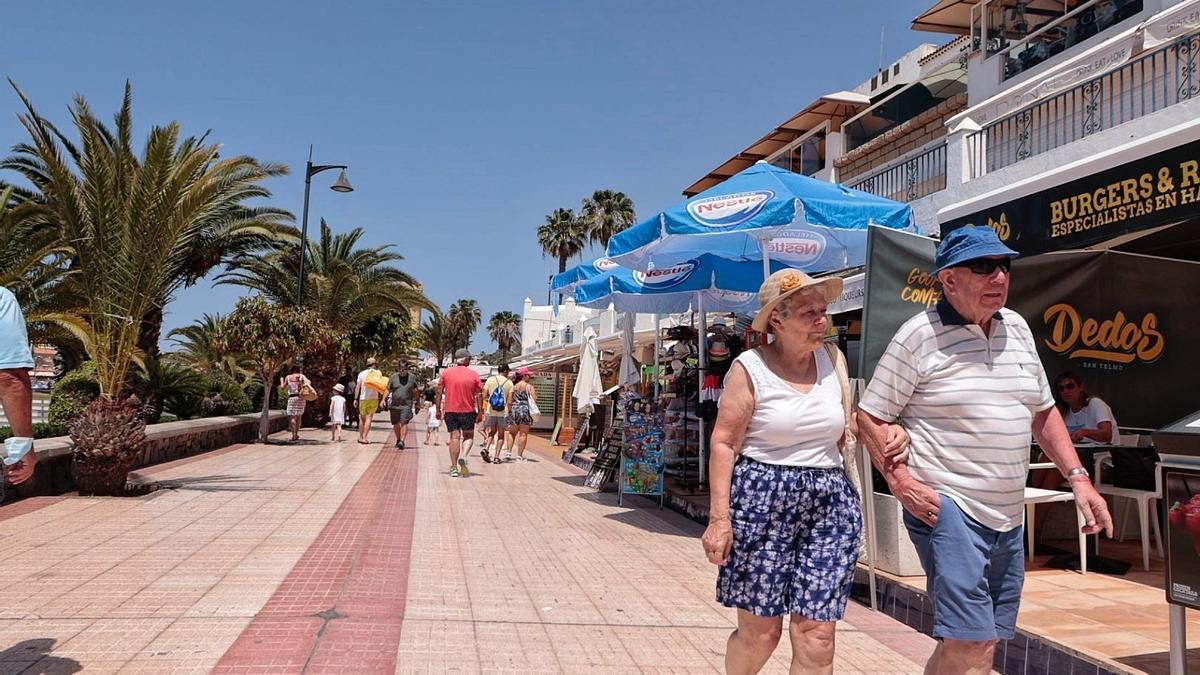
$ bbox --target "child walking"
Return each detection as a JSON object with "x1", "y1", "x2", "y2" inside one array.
[
  {"x1": 330, "y1": 383, "x2": 347, "y2": 442},
  {"x1": 424, "y1": 401, "x2": 441, "y2": 446}
]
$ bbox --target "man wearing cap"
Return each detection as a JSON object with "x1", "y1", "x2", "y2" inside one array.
[
  {"x1": 437, "y1": 348, "x2": 483, "y2": 477},
  {"x1": 857, "y1": 227, "x2": 1112, "y2": 675},
  {"x1": 385, "y1": 360, "x2": 419, "y2": 450},
  {"x1": 356, "y1": 357, "x2": 383, "y2": 444}
]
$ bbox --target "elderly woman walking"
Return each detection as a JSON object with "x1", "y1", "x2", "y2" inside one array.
[
  {"x1": 702, "y1": 269, "x2": 907, "y2": 675},
  {"x1": 280, "y1": 364, "x2": 312, "y2": 443}
]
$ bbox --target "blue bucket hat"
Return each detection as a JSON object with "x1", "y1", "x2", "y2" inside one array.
[{"x1": 934, "y1": 226, "x2": 1019, "y2": 273}]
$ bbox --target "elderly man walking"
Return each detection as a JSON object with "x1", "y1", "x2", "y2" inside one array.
[
  {"x1": 857, "y1": 227, "x2": 1112, "y2": 675},
  {"x1": 0, "y1": 287, "x2": 39, "y2": 490},
  {"x1": 437, "y1": 349, "x2": 482, "y2": 478}
]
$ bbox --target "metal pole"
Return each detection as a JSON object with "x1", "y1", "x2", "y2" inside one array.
[
  {"x1": 1170, "y1": 604, "x2": 1187, "y2": 675},
  {"x1": 760, "y1": 237, "x2": 771, "y2": 281},
  {"x1": 296, "y1": 160, "x2": 314, "y2": 306},
  {"x1": 653, "y1": 314, "x2": 661, "y2": 398},
  {"x1": 696, "y1": 292, "x2": 708, "y2": 485}
]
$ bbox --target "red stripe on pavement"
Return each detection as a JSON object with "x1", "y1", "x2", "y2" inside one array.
[
  {"x1": 213, "y1": 433, "x2": 418, "y2": 674},
  {"x1": 0, "y1": 496, "x2": 67, "y2": 523}
]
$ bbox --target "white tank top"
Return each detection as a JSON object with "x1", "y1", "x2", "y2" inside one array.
[{"x1": 729, "y1": 347, "x2": 844, "y2": 468}]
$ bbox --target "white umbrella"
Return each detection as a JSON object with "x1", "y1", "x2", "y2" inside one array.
[
  {"x1": 618, "y1": 313, "x2": 639, "y2": 388},
  {"x1": 573, "y1": 327, "x2": 602, "y2": 414}
]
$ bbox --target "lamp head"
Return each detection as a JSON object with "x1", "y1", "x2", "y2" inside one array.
[{"x1": 330, "y1": 169, "x2": 353, "y2": 193}]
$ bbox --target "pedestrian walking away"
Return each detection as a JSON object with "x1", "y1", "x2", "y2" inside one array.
[
  {"x1": 701, "y1": 269, "x2": 910, "y2": 675},
  {"x1": 386, "y1": 360, "x2": 419, "y2": 449},
  {"x1": 0, "y1": 286, "x2": 39, "y2": 493},
  {"x1": 857, "y1": 226, "x2": 1113, "y2": 675},
  {"x1": 424, "y1": 401, "x2": 441, "y2": 446},
  {"x1": 338, "y1": 369, "x2": 359, "y2": 429},
  {"x1": 329, "y1": 383, "x2": 347, "y2": 442},
  {"x1": 356, "y1": 357, "x2": 383, "y2": 444},
  {"x1": 437, "y1": 348, "x2": 483, "y2": 477},
  {"x1": 280, "y1": 365, "x2": 312, "y2": 443},
  {"x1": 504, "y1": 368, "x2": 536, "y2": 462},
  {"x1": 481, "y1": 363, "x2": 512, "y2": 463}
]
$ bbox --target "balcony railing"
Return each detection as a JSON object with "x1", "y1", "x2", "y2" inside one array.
[
  {"x1": 844, "y1": 142, "x2": 947, "y2": 203},
  {"x1": 967, "y1": 30, "x2": 1200, "y2": 178}
]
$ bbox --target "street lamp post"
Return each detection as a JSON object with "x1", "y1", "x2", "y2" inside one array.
[{"x1": 296, "y1": 146, "x2": 353, "y2": 305}]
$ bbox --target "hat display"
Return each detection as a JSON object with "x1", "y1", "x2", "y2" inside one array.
[
  {"x1": 934, "y1": 226, "x2": 1018, "y2": 273},
  {"x1": 751, "y1": 269, "x2": 843, "y2": 333}
]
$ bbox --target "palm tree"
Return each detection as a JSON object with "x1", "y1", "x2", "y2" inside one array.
[
  {"x1": 487, "y1": 311, "x2": 522, "y2": 363},
  {"x1": 167, "y1": 313, "x2": 254, "y2": 383},
  {"x1": 0, "y1": 81, "x2": 291, "y2": 493},
  {"x1": 419, "y1": 312, "x2": 452, "y2": 367},
  {"x1": 1, "y1": 81, "x2": 294, "y2": 359},
  {"x1": 537, "y1": 208, "x2": 587, "y2": 273},
  {"x1": 447, "y1": 299, "x2": 482, "y2": 352},
  {"x1": 581, "y1": 190, "x2": 636, "y2": 248},
  {"x1": 219, "y1": 218, "x2": 432, "y2": 330}
]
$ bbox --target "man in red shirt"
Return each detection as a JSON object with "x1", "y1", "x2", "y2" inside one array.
[{"x1": 437, "y1": 349, "x2": 483, "y2": 477}]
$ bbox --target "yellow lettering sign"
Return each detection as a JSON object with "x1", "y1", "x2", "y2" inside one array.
[{"x1": 1042, "y1": 303, "x2": 1164, "y2": 364}]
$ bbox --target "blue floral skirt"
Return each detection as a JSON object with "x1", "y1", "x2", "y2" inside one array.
[{"x1": 716, "y1": 457, "x2": 862, "y2": 620}]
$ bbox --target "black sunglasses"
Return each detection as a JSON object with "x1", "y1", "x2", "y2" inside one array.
[
  {"x1": 956, "y1": 257, "x2": 1011, "y2": 275},
  {"x1": 1057, "y1": 382, "x2": 1078, "y2": 391}
]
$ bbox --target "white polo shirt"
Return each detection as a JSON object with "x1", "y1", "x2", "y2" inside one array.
[{"x1": 859, "y1": 301, "x2": 1055, "y2": 532}]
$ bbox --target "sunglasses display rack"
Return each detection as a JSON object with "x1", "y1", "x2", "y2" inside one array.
[{"x1": 659, "y1": 327, "x2": 704, "y2": 491}]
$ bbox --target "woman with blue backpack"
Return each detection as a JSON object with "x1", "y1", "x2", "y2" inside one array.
[{"x1": 480, "y1": 364, "x2": 512, "y2": 463}]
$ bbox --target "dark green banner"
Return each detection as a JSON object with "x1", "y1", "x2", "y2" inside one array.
[
  {"x1": 943, "y1": 138, "x2": 1200, "y2": 255},
  {"x1": 859, "y1": 227, "x2": 941, "y2": 382}
]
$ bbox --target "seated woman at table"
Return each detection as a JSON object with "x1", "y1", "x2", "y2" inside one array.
[
  {"x1": 1033, "y1": 372, "x2": 1119, "y2": 497},
  {"x1": 1054, "y1": 371, "x2": 1118, "y2": 445}
]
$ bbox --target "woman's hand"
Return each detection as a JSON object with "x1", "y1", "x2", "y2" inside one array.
[
  {"x1": 701, "y1": 515, "x2": 734, "y2": 566},
  {"x1": 885, "y1": 424, "x2": 911, "y2": 464}
]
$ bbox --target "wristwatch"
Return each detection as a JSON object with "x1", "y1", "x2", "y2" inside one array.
[{"x1": 1065, "y1": 466, "x2": 1090, "y2": 480}]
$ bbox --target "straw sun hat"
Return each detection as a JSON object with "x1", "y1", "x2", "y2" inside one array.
[{"x1": 750, "y1": 269, "x2": 843, "y2": 334}]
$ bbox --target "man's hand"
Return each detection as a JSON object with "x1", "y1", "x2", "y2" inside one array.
[
  {"x1": 893, "y1": 477, "x2": 941, "y2": 527},
  {"x1": 701, "y1": 516, "x2": 734, "y2": 566},
  {"x1": 1070, "y1": 476, "x2": 1114, "y2": 537},
  {"x1": 884, "y1": 424, "x2": 911, "y2": 464},
  {"x1": 6, "y1": 453, "x2": 36, "y2": 485}
]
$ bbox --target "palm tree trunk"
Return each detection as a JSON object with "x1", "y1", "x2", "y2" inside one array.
[
  {"x1": 259, "y1": 378, "x2": 273, "y2": 443},
  {"x1": 137, "y1": 302, "x2": 165, "y2": 359},
  {"x1": 558, "y1": 254, "x2": 569, "y2": 273}
]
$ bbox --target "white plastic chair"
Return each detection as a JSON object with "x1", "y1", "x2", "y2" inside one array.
[
  {"x1": 1023, "y1": 486, "x2": 1087, "y2": 574},
  {"x1": 1093, "y1": 446, "x2": 1163, "y2": 572}
]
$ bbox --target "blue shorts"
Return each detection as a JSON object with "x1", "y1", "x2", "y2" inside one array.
[
  {"x1": 904, "y1": 494, "x2": 1025, "y2": 641},
  {"x1": 716, "y1": 458, "x2": 862, "y2": 620}
]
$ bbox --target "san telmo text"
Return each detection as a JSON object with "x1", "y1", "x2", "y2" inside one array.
[
  {"x1": 1042, "y1": 303, "x2": 1164, "y2": 364},
  {"x1": 902, "y1": 267, "x2": 942, "y2": 308},
  {"x1": 1050, "y1": 161, "x2": 1200, "y2": 238}
]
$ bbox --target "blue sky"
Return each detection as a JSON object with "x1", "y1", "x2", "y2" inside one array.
[{"x1": 2, "y1": 0, "x2": 938, "y2": 352}]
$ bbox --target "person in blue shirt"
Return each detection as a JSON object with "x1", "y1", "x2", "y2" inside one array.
[{"x1": 0, "y1": 287, "x2": 39, "y2": 488}]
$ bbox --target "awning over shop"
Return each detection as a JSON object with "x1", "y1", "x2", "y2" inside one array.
[
  {"x1": 682, "y1": 92, "x2": 870, "y2": 197},
  {"x1": 511, "y1": 353, "x2": 576, "y2": 372},
  {"x1": 912, "y1": 0, "x2": 977, "y2": 34},
  {"x1": 939, "y1": 118, "x2": 1200, "y2": 255}
]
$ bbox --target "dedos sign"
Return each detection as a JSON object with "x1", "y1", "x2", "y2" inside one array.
[{"x1": 1042, "y1": 304, "x2": 1164, "y2": 365}]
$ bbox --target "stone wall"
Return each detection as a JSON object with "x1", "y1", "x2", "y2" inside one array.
[{"x1": 13, "y1": 412, "x2": 289, "y2": 498}]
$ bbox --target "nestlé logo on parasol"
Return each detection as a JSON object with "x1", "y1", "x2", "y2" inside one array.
[
  {"x1": 687, "y1": 190, "x2": 775, "y2": 228},
  {"x1": 769, "y1": 229, "x2": 827, "y2": 264},
  {"x1": 593, "y1": 258, "x2": 618, "y2": 272},
  {"x1": 634, "y1": 260, "x2": 698, "y2": 289},
  {"x1": 1042, "y1": 303, "x2": 1164, "y2": 364}
]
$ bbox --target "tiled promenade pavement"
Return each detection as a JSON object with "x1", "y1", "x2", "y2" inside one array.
[{"x1": 0, "y1": 422, "x2": 934, "y2": 673}]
